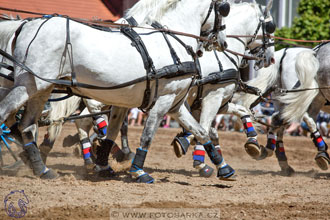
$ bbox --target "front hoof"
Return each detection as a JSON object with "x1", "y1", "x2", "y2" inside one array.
[
  {"x1": 244, "y1": 138, "x2": 261, "y2": 159},
  {"x1": 40, "y1": 168, "x2": 58, "y2": 179},
  {"x1": 217, "y1": 165, "x2": 236, "y2": 181},
  {"x1": 171, "y1": 133, "x2": 192, "y2": 158},
  {"x1": 256, "y1": 146, "x2": 273, "y2": 160},
  {"x1": 84, "y1": 158, "x2": 95, "y2": 172},
  {"x1": 279, "y1": 161, "x2": 295, "y2": 176},
  {"x1": 94, "y1": 165, "x2": 115, "y2": 177},
  {"x1": 123, "y1": 152, "x2": 135, "y2": 161},
  {"x1": 136, "y1": 173, "x2": 154, "y2": 184},
  {"x1": 315, "y1": 151, "x2": 330, "y2": 171},
  {"x1": 199, "y1": 164, "x2": 214, "y2": 178}
]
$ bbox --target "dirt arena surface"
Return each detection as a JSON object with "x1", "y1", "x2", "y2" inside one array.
[{"x1": 1, "y1": 123, "x2": 330, "y2": 219}]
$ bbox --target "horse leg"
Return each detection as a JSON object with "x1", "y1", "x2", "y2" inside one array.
[
  {"x1": 75, "y1": 110, "x2": 95, "y2": 171},
  {"x1": 120, "y1": 115, "x2": 134, "y2": 160},
  {"x1": 304, "y1": 111, "x2": 330, "y2": 170},
  {"x1": 225, "y1": 103, "x2": 261, "y2": 159},
  {"x1": 274, "y1": 126, "x2": 295, "y2": 176},
  {"x1": 94, "y1": 106, "x2": 128, "y2": 177},
  {"x1": 171, "y1": 101, "x2": 196, "y2": 157},
  {"x1": 129, "y1": 95, "x2": 178, "y2": 183},
  {"x1": 18, "y1": 91, "x2": 58, "y2": 179},
  {"x1": 171, "y1": 102, "x2": 235, "y2": 180}
]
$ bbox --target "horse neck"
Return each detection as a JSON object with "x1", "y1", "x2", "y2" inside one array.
[
  {"x1": 0, "y1": 20, "x2": 23, "y2": 52},
  {"x1": 127, "y1": 0, "x2": 210, "y2": 39}
]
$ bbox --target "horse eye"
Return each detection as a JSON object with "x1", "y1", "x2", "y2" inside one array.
[
  {"x1": 266, "y1": 21, "x2": 276, "y2": 34},
  {"x1": 217, "y1": 2, "x2": 230, "y2": 17}
]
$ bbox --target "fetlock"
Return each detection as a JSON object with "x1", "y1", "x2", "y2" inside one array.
[
  {"x1": 95, "y1": 139, "x2": 113, "y2": 167},
  {"x1": 311, "y1": 131, "x2": 328, "y2": 152},
  {"x1": 39, "y1": 144, "x2": 52, "y2": 164},
  {"x1": 130, "y1": 148, "x2": 154, "y2": 183},
  {"x1": 80, "y1": 138, "x2": 95, "y2": 170},
  {"x1": 93, "y1": 115, "x2": 107, "y2": 138},
  {"x1": 241, "y1": 115, "x2": 258, "y2": 137},
  {"x1": 24, "y1": 142, "x2": 57, "y2": 179},
  {"x1": 192, "y1": 145, "x2": 214, "y2": 177},
  {"x1": 275, "y1": 141, "x2": 287, "y2": 162},
  {"x1": 172, "y1": 132, "x2": 194, "y2": 157}
]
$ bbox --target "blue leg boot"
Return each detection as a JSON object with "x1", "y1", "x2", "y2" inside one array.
[
  {"x1": 203, "y1": 142, "x2": 235, "y2": 181},
  {"x1": 129, "y1": 148, "x2": 154, "y2": 183}
]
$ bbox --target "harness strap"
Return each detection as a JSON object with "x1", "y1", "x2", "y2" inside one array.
[
  {"x1": 278, "y1": 48, "x2": 288, "y2": 89},
  {"x1": 121, "y1": 17, "x2": 156, "y2": 111},
  {"x1": 0, "y1": 62, "x2": 14, "y2": 72}
]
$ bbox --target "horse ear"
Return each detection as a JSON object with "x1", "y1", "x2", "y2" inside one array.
[{"x1": 266, "y1": 0, "x2": 273, "y2": 11}]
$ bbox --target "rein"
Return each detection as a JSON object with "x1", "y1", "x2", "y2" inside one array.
[{"x1": 0, "y1": 6, "x2": 219, "y2": 45}]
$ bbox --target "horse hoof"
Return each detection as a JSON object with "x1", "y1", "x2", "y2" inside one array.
[
  {"x1": 84, "y1": 158, "x2": 95, "y2": 171},
  {"x1": 280, "y1": 166, "x2": 295, "y2": 176},
  {"x1": 136, "y1": 173, "x2": 154, "y2": 183},
  {"x1": 171, "y1": 132, "x2": 193, "y2": 158},
  {"x1": 279, "y1": 161, "x2": 295, "y2": 176},
  {"x1": 199, "y1": 164, "x2": 214, "y2": 178},
  {"x1": 217, "y1": 164, "x2": 236, "y2": 181},
  {"x1": 94, "y1": 165, "x2": 115, "y2": 177},
  {"x1": 244, "y1": 138, "x2": 261, "y2": 159},
  {"x1": 40, "y1": 168, "x2": 58, "y2": 179},
  {"x1": 315, "y1": 152, "x2": 330, "y2": 171},
  {"x1": 256, "y1": 146, "x2": 273, "y2": 160},
  {"x1": 124, "y1": 152, "x2": 135, "y2": 161}
]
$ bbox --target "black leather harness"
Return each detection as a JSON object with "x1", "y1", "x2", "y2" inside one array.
[{"x1": 1, "y1": 15, "x2": 201, "y2": 111}]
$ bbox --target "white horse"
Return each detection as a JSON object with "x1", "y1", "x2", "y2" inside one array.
[
  {"x1": 169, "y1": 0, "x2": 275, "y2": 177},
  {"x1": 0, "y1": 0, "x2": 229, "y2": 181},
  {"x1": 240, "y1": 46, "x2": 330, "y2": 175},
  {"x1": 97, "y1": 0, "x2": 275, "y2": 179}
]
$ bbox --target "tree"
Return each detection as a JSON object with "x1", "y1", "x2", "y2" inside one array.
[{"x1": 275, "y1": 0, "x2": 330, "y2": 49}]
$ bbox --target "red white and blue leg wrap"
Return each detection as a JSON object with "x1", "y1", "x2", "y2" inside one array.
[
  {"x1": 275, "y1": 141, "x2": 287, "y2": 161},
  {"x1": 193, "y1": 145, "x2": 205, "y2": 163},
  {"x1": 241, "y1": 115, "x2": 257, "y2": 137},
  {"x1": 311, "y1": 131, "x2": 327, "y2": 152},
  {"x1": 80, "y1": 138, "x2": 92, "y2": 160},
  {"x1": 93, "y1": 116, "x2": 107, "y2": 136},
  {"x1": 266, "y1": 133, "x2": 277, "y2": 151}
]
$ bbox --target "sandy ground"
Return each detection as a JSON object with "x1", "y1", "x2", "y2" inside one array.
[{"x1": 0, "y1": 123, "x2": 330, "y2": 220}]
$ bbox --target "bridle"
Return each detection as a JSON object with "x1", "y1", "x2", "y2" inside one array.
[
  {"x1": 200, "y1": 0, "x2": 230, "y2": 52},
  {"x1": 247, "y1": 4, "x2": 276, "y2": 69}
]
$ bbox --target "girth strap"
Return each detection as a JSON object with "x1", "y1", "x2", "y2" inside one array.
[
  {"x1": 194, "y1": 69, "x2": 239, "y2": 86},
  {"x1": 121, "y1": 16, "x2": 157, "y2": 111}
]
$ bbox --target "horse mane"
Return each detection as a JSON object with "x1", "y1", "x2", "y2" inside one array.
[{"x1": 126, "y1": 0, "x2": 181, "y2": 24}]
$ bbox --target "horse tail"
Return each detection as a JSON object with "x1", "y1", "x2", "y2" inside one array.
[
  {"x1": 47, "y1": 95, "x2": 82, "y2": 142},
  {"x1": 279, "y1": 50, "x2": 319, "y2": 123},
  {"x1": 239, "y1": 51, "x2": 282, "y2": 110}
]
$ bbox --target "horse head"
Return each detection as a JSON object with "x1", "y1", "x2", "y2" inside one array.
[
  {"x1": 199, "y1": 0, "x2": 231, "y2": 54},
  {"x1": 246, "y1": 0, "x2": 276, "y2": 69}
]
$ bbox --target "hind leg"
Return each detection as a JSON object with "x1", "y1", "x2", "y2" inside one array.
[
  {"x1": 304, "y1": 112, "x2": 330, "y2": 170},
  {"x1": 74, "y1": 110, "x2": 95, "y2": 171},
  {"x1": 274, "y1": 126, "x2": 295, "y2": 176},
  {"x1": 129, "y1": 95, "x2": 179, "y2": 183},
  {"x1": 17, "y1": 90, "x2": 58, "y2": 179},
  {"x1": 120, "y1": 115, "x2": 134, "y2": 160},
  {"x1": 171, "y1": 101, "x2": 235, "y2": 181},
  {"x1": 225, "y1": 103, "x2": 261, "y2": 159},
  {"x1": 94, "y1": 106, "x2": 128, "y2": 177}
]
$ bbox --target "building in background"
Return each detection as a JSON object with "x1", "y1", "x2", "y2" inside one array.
[{"x1": 0, "y1": 0, "x2": 138, "y2": 20}]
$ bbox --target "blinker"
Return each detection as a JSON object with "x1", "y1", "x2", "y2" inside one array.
[
  {"x1": 217, "y1": 2, "x2": 230, "y2": 17},
  {"x1": 265, "y1": 21, "x2": 276, "y2": 34}
]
